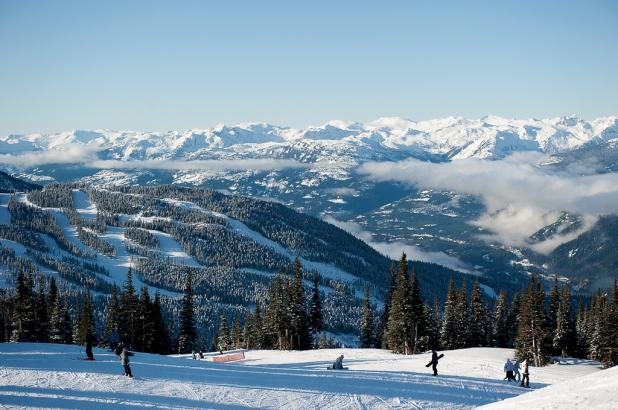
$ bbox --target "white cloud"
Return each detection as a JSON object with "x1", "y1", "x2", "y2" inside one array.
[
  {"x1": 358, "y1": 152, "x2": 618, "y2": 253},
  {"x1": 0, "y1": 144, "x2": 100, "y2": 167},
  {"x1": 323, "y1": 216, "x2": 472, "y2": 273}
]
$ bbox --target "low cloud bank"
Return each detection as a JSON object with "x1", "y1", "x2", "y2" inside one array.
[
  {"x1": 323, "y1": 216, "x2": 472, "y2": 273},
  {"x1": 358, "y1": 152, "x2": 618, "y2": 253}
]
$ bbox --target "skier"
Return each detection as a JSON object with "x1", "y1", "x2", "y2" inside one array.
[
  {"x1": 192, "y1": 350, "x2": 197, "y2": 360},
  {"x1": 199, "y1": 349, "x2": 204, "y2": 359},
  {"x1": 85, "y1": 328, "x2": 95, "y2": 360},
  {"x1": 513, "y1": 360, "x2": 521, "y2": 382},
  {"x1": 520, "y1": 358, "x2": 529, "y2": 388},
  {"x1": 109, "y1": 328, "x2": 120, "y2": 352},
  {"x1": 430, "y1": 349, "x2": 439, "y2": 376},
  {"x1": 120, "y1": 345, "x2": 133, "y2": 378},
  {"x1": 503, "y1": 358, "x2": 514, "y2": 381}
]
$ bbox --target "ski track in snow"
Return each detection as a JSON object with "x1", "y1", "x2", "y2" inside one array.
[{"x1": 0, "y1": 344, "x2": 611, "y2": 410}]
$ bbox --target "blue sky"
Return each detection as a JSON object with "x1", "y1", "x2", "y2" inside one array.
[{"x1": 1, "y1": 0, "x2": 617, "y2": 134}]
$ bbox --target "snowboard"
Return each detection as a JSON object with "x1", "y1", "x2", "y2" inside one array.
[{"x1": 425, "y1": 353, "x2": 444, "y2": 367}]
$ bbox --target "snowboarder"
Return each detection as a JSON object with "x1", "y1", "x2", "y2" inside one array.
[
  {"x1": 503, "y1": 358, "x2": 514, "y2": 381},
  {"x1": 85, "y1": 328, "x2": 95, "y2": 360},
  {"x1": 513, "y1": 360, "x2": 521, "y2": 382},
  {"x1": 109, "y1": 328, "x2": 120, "y2": 352},
  {"x1": 430, "y1": 349, "x2": 440, "y2": 376},
  {"x1": 192, "y1": 350, "x2": 197, "y2": 360},
  {"x1": 120, "y1": 345, "x2": 133, "y2": 378},
  {"x1": 329, "y1": 354, "x2": 346, "y2": 370},
  {"x1": 520, "y1": 358, "x2": 529, "y2": 388}
]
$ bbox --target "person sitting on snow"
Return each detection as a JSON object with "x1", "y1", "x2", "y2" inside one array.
[{"x1": 332, "y1": 355, "x2": 345, "y2": 370}]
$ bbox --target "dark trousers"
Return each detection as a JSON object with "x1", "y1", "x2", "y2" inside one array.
[
  {"x1": 123, "y1": 364, "x2": 133, "y2": 377},
  {"x1": 432, "y1": 363, "x2": 437, "y2": 376},
  {"x1": 506, "y1": 370, "x2": 514, "y2": 381},
  {"x1": 520, "y1": 373, "x2": 529, "y2": 387},
  {"x1": 86, "y1": 344, "x2": 94, "y2": 360}
]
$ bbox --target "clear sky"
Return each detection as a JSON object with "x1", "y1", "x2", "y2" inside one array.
[{"x1": 1, "y1": 0, "x2": 617, "y2": 134}]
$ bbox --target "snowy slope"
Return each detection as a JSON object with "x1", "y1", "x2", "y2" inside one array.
[{"x1": 0, "y1": 343, "x2": 609, "y2": 410}]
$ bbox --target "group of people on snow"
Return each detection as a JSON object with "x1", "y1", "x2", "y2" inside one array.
[
  {"x1": 504, "y1": 358, "x2": 530, "y2": 387},
  {"x1": 82, "y1": 328, "x2": 133, "y2": 378}
]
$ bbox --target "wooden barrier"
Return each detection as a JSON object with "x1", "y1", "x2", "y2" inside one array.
[{"x1": 212, "y1": 351, "x2": 245, "y2": 363}]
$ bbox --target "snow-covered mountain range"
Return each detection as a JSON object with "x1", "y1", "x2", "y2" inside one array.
[{"x1": 2, "y1": 115, "x2": 617, "y2": 290}]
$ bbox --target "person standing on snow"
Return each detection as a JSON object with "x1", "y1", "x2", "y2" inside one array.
[
  {"x1": 85, "y1": 328, "x2": 95, "y2": 360},
  {"x1": 513, "y1": 360, "x2": 521, "y2": 382},
  {"x1": 504, "y1": 358, "x2": 514, "y2": 381},
  {"x1": 520, "y1": 358, "x2": 529, "y2": 388},
  {"x1": 120, "y1": 345, "x2": 133, "y2": 378},
  {"x1": 431, "y1": 349, "x2": 439, "y2": 376}
]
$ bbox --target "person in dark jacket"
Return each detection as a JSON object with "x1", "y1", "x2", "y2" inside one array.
[
  {"x1": 520, "y1": 359, "x2": 529, "y2": 388},
  {"x1": 120, "y1": 346, "x2": 133, "y2": 378},
  {"x1": 109, "y1": 328, "x2": 120, "y2": 352},
  {"x1": 85, "y1": 329, "x2": 95, "y2": 360},
  {"x1": 431, "y1": 349, "x2": 439, "y2": 376}
]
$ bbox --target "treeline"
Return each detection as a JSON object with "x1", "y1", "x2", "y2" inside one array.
[{"x1": 358, "y1": 253, "x2": 618, "y2": 368}]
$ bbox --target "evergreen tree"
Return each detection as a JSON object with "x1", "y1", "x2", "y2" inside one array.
[
  {"x1": 10, "y1": 270, "x2": 36, "y2": 342},
  {"x1": 34, "y1": 283, "x2": 49, "y2": 342},
  {"x1": 575, "y1": 297, "x2": 588, "y2": 358},
  {"x1": 177, "y1": 271, "x2": 196, "y2": 354},
  {"x1": 548, "y1": 276, "x2": 560, "y2": 333},
  {"x1": 426, "y1": 297, "x2": 442, "y2": 350},
  {"x1": 218, "y1": 314, "x2": 230, "y2": 351},
  {"x1": 231, "y1": 313, "x2": 242, "y2": 349},
  {"x1": 47, "y1": 277, "x2": 58, "y2": 314},
  {"x1": 515, "y1": 275, "x2": 549, "y2": 366},
  {"x1": 74, "y1": 292, "x2": 95, "y2": 346},
  {"x1": 151, "y1": 289, "x2": 170, "y2": 354},
  {"x1": 376, "y1": 263, "x2": 397, "y2": 349},
  {"x1": 360, "y1": 287, "x2": 375, "y2": 348},
  {"x1": 492, "y1": 291, "x2": 509, "y2": 347},
  {"x1": 101, "y1": 284, "x2": 120, "y2": 348},
  {"x1": 251, "y1": 300, "x2": 264, "y2": 349},
  {"x1": 49, "y1": 297, "x2": 72, "y2": 344},
  {"x1": 409, "y1": 267, "x2": 426, "y2": 354},
  {"x1": 468, "y1": 280, "x2": 486, "y2": 347},
  {"x1": 440, "y1": 278, "x2": 458, "y2": 350},
  {"x1": 288, "y1": 258, "x2": 310, "y2": 350},
  {"x1": 387, "y1": 253, "x2": 413, "y2": 354},
  {"x1": 454, "y1": 280, "x2": 469, "y2": 348},
  {"x1": 309, "y1": 272, "x2": 324, "y2": 339},
  {"x1": 119, "y1": 268, "x2": 138, "y2": 349},
  {"x1": 553, "y1": 283, "x2": 575, "y2": 357},
  {"x1": 137, "y1": 286, "x2": 155, "y2": 352}
]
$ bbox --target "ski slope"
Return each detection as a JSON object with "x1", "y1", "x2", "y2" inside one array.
[{"x1": 0, "y1": 344, "x2": 611, "y2": 409}]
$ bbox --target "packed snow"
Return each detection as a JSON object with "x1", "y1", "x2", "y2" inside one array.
[{"x1": 0, "y1": 343, "x2": 611, "y2": 409}]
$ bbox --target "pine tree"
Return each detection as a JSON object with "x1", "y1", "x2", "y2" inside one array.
[
  {"x1": 34, "y1": 284, "x2": 49, "y2": 342},
  {"x1": 177, "y1": 271, "x2": 196, "y2": 354},
  {"x1": 119, "y1": 268, "x2": 138, "y2": 349},
  {"x1": 251, "y1": 300, "x2": 264, "y2": 349},
  {"x1": 263, "y1": 272, "x2": 285, "y2": 349},
  {"x1": 231, "y1": 314, "x2": 242, "y2": 349},
  {"x1": 506, "y1": 292, "x2": 522, "y2": 347},
  {"x1": 218, "y1": 314, "x2": 230, "y2": 352},
  {"x1": 360, "y1": 287, "x2": 375, "y2": 348},
  {"x1": 575, "y1": 297, "x2": 588, "y2": 358},
  {"x1": 151, "y1": 289, "x2": 170, "y2": 354},
  {"x1": 288, "y1": 258, "x2": 310, "y2": 350},
  {"x1": 553, "y1": 283, "x2": 575, "y2": 358},
  {"x1": 427, "y1": 297, "x2": 442, "y2": 350},
  {"x1": 409, "y1": 267, "x2": 426, "y2": 354},
  {"x1": 10, "y1": 270, "x2": 36, "y2": 342},
  {"x1": 137, "y1": 286, "x2": 155, "y2": 352},
  {"x1": 47, "y1": 277, "x2": 58, "y2": 313},
  {"x1": 515, "y1": 275, "x2": 549, "y2": 366},
  {"x1": 101, "y1": 284, "x2": 120, "y2": 348},
  {"x1": 468, "y1": 280, "x2": 486, "y2": 347},
  {"x1": 387, "y1": 253, "x2": 413, "y2": 354},
  {"x1": 74, "y1": 292, "x2": 96, "y2": 346},
  {"x1": 454, "y1": 280, "x2": 469, "y2": 348},
  {"x1": 377, "y1": 263, "x2": 397, "y2": 349},
  {"x1": 49, "y1": 297, "x2": 72, "y2": 344},
  {"x1": 242, "y1": 311, "x2": 253, "y2": 349},
  {"x1": 440, "y1": 278, "x2": 458, "y2": 350},
  {"x1": 309, "y1": 272, "x2": 323, "y2": 339},
  {"x1": 492, "y1": 291, "x2": 509, "y2": 347}
]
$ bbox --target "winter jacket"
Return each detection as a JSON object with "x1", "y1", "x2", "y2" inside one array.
[
  {"x1": 120, "y1": 349, "x2": 130, "y2": 365},
  {"x1": 522, "y1": 360, "x2": 529, "y2": 374},
  {"x1": 110, "y1": 331, "x2": 119, "y2": 344},
  {"x1": 504, "y1": 359, "x2": 514, "y2": 372},
  {"x1": 431, "y1": 351, "x2": 438, "y2": 364},
  {"x1": 513, "y1": 361, "x2": 521, "y2": 372}
]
